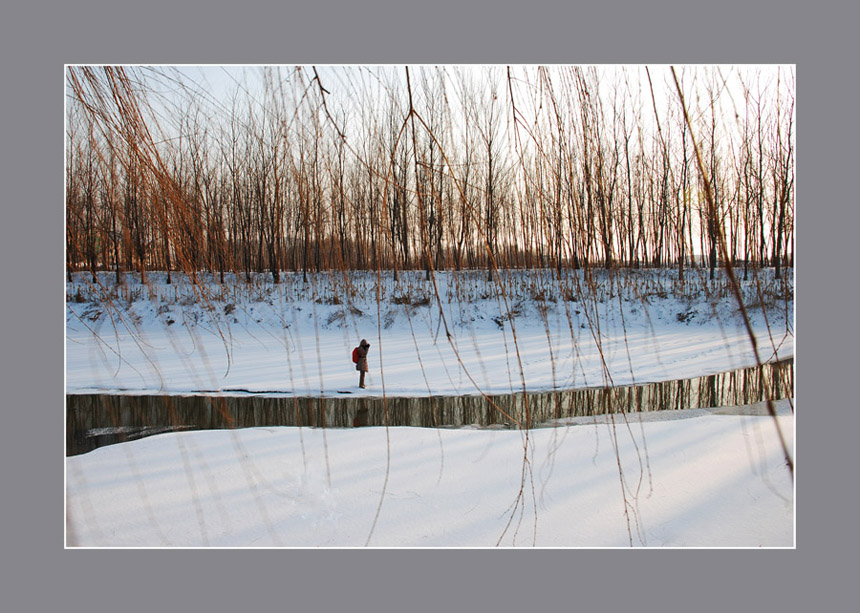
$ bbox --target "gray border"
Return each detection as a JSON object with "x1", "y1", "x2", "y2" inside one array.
[{"x1": 4, "y1": 0, "x2": 851, "y2": 610}]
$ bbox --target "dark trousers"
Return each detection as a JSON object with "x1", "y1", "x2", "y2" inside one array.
[{"x1": 359, "y1": 371, "x2": 366, "y2": 387}]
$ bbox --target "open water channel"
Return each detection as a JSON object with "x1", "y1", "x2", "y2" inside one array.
[{"x1": 66, "y1": 358, "x2": 793, "y2": 456}]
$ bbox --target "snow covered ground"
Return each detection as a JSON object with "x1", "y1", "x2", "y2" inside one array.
[
  {"x1": 65, "y1": 269, "x2": 793, "y2": 396},
  {"x1": 65, "y1": 399, "x2": 794, "y2": 547},
  {"x1": 65, "y1": 268, "x2": 795, "y2": 547}
]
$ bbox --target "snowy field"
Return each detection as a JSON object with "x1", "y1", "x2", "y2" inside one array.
[
  {"x1": 65, "y1": 269, "x2": 793, "y2": 396},
  {"x1": 65, "y1": 268, "x2": 795, "y2": 547},
  {"x1": 66, "y1": 399, "x2": 794, "y2": 547}
]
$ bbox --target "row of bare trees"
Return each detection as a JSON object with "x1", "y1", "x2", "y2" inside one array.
[{"x1": 65, "y1": 65, "x2": 794, "y2": 284}]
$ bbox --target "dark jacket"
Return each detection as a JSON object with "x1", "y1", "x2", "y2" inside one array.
[{"x1": 356, "y1": 340, "x2": 370, "y2": 372}]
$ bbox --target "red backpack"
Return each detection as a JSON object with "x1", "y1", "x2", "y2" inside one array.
[{"x1": 352, "y1": 346, "x2": 360, "y2": 363}]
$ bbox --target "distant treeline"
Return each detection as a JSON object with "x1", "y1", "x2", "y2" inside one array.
[{"x1": 65, "y1": 65, "x2": 794, "y2": 285}]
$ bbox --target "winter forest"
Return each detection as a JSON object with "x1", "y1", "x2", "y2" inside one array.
[{"x1": 65, "y1": 65, "x2": 794, "y2": 285}]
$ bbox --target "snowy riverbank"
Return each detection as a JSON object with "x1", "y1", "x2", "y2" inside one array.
[
  {"x1": 65, "y1": 268, "x2": 794, "y2": 547},
  {"x1": 65, "y1": 268, "x2": 793, "y2": 397},
  {"x1": 66, "y1": 398, "x2": 794, "y2": 547}
]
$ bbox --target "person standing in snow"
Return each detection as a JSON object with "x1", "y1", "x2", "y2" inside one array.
[{"x1": 356, "y1": 339, "x2": 370, "y2": 388}]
